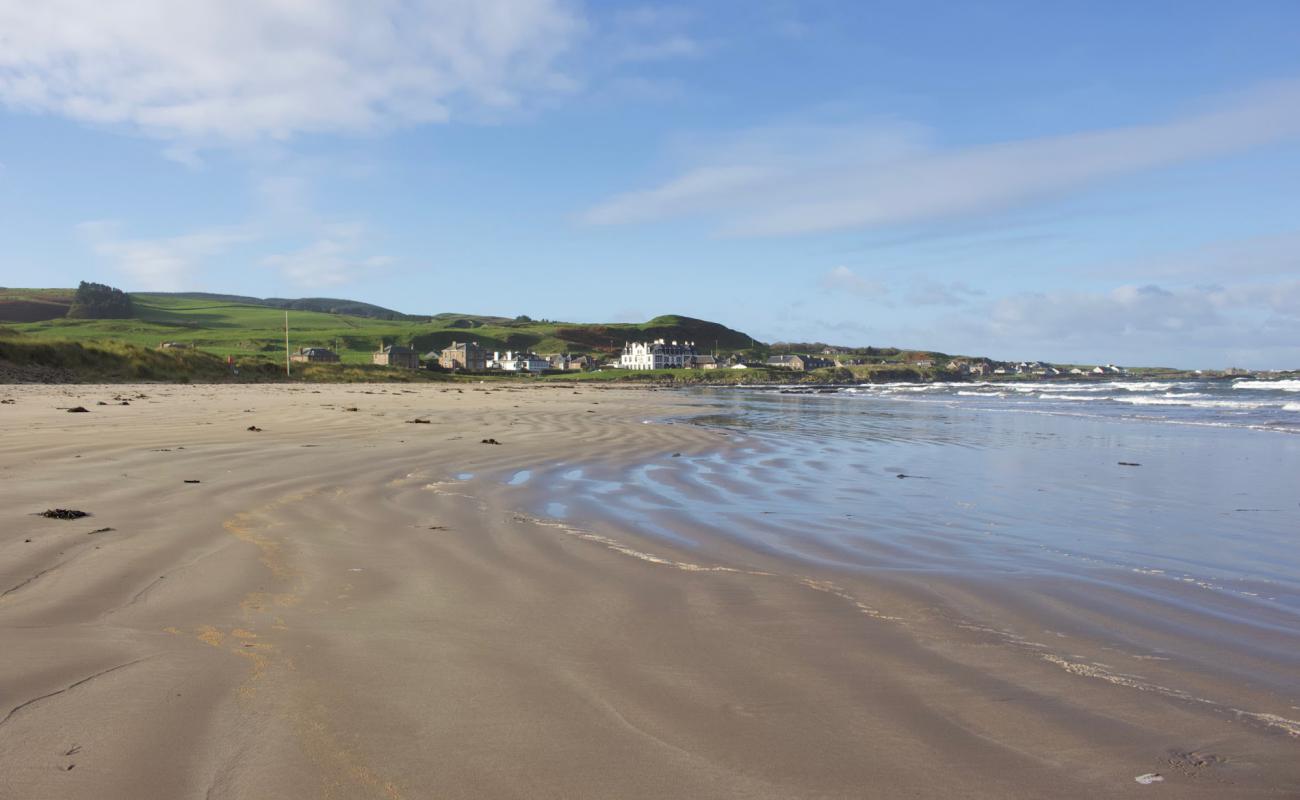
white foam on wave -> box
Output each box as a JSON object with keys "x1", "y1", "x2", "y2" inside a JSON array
[
  {"x1": 1113, "y1": 396, "x2": 1274, "y2": 410},
  {"x1": 1234, "y1": 379, "x2": 1300, "y2": 392}
]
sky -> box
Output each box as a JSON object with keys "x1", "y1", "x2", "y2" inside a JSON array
[{"x1": 2, "y1": 1, "x2": 1299, "y2": 368}]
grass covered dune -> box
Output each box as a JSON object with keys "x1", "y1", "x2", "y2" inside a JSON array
[{"x1": 0, "y1": 337, "x2": 457, "y2": 383}]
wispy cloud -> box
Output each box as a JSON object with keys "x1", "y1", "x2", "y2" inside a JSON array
[
  {"x1": 581, "y1": 80, "x2": 1300, "y2": 236},
  {"x1": 0, "y1": 0, "x2": 584, "y2": 146},
  {"x1": 905, "y1": 279, "x2": 984, "y2": 307},
  {"x1": 76, "y1": 221, "x2": 252, "y2": 290},
  {"x1": 262, "y1": 223, "x2": 392, "y2": 287},
  {"x1": 819, "y1": 265, "x2": 886, "y2": 298},
  {"x1": 605, "y1": 4, "x2": 709, "y2": 65},
  {"x1": 926, "y1": 277, "x2": 1300, "y2": 368}
]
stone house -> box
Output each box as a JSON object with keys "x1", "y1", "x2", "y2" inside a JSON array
[
  {"x1": 766, "y1": 354, "x2": 834, "y2": 371},
  {"x1": 373, "y1": 343, "x2": 420, "y2": 368},
  {"x1": 290, "y1": 347, "x2": 340, "y2": 363},
  {"x1": 438, "y1": 341, "x2": 488, "y2": 371}
]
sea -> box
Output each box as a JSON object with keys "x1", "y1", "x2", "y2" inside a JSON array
[{"x1": 504, "y1": 377, "x2": 1300, "y2": 695}]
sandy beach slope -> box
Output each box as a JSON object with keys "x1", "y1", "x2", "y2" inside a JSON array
[{"x1": 0, "y1": 383, "x2": 1296, "y2": 799}]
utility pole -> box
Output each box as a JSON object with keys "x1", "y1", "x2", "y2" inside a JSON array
[{"x1": 285, "y1": 311, "x2": 291, "y2": 377}]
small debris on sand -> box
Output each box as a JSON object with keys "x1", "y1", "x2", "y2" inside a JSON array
[
  {"x1": 480, "y1": 438, "x2": 502, "y2": 445},
  {"x1": 0, "y1": 399, "x2": 15, "y2": 404},
  {"x1": 41, "y1": 509, "x2": 89, "y2": 519},
  {"x1": 1134, "y1": 773, "x2": 1164, "y2": 785},
  {"x1": 1118, "y1": 462, "x2": 1142, "y2": 467},
  {"x1": 96, "y1": 401, "x2": 108, "y2": 406},
  {"x1": 407, "y1": 418, "x2": 431, "y2": 424},
  {"x1": 87, "y1": 527, "x2": 114, "y2": 534},
  {"x1": 183, "y1": 479, "x2": 201, "y2": 484},
  {"x1": 66, "y1": 406, "x2": 90, "y2": 413},
  {"x1": 343, "y1": 407, "x2": 359, "y2": 412},
  {"x1": 247, "y1": 425, "x2": 262, "y2": 432}
]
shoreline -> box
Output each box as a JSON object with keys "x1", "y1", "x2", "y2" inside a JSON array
[{"x1": 1, "y1": 384, "x2": 1296, "y2": 798}]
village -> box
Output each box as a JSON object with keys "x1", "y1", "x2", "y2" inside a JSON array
[{"x1": 277, "y1": 338, "x2": 1135, "y2": 379}]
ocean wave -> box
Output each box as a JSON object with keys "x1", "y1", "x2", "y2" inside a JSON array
[
  {"x1": 1113, "y1": 396, "x2": 1273, "y2": 410},
  {"x1": 1234, "y1": 379, "x2": 1300, "y2": 392}
]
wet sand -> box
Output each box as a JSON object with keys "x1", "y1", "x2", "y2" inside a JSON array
[{"x1": 0, "y1": 383, "x2": 1296, "y2": 799}]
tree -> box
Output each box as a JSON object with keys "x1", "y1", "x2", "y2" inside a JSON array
[{"x1": 66, "y1": 281, "x2": 133, "y2": 319}]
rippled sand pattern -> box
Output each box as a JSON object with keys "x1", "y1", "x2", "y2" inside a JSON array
[{"x1": 0, "y1": 383, "x2": 1296, "y2": 799}]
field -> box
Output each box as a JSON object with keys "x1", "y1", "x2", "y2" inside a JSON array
[{"x1": 0, "y1": 291, "x2": 757, "y2": 365}]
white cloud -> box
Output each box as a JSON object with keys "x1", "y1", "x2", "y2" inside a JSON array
[
  {"x1": 819, "y1": 265, "x2": 886, "y2": 298},
  {"x1": 0, "y1": 0, "x2": 584, "y2": 144},
  {"x1": 581, "y1": 80, "x2": 1300, "y2": 235},
  {"x1": 905, "y1": 279, "x2": 984, "y2": 306},
  {"x1": 76, "y1": 221, "x2": 251, "y2": 290},
  {"x1": 944, "y1": 278, "x2": 1300, "y2": 367},
  {"x1": 617, "y1": 35, "x2": 703, "y2": 62},
  {"x1": 262, "y1": 223, "x2": 392, "y2": 287}
]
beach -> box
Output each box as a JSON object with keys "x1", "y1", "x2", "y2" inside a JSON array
[{"x1": 1, "y1": 382, "x2": 1297, "y2": 799}]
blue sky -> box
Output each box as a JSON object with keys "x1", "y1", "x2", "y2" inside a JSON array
[{"x1": 2, "y1": 1, "x2": 1299, "y2": 368}]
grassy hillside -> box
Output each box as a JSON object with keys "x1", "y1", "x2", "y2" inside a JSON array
[
  {"x1": 150, "y1": 292, "x2": 425, "y2": 321},
  {"x1": 0, "y1": 287, "x2": 75, "y2": 322},
  {"x1": 0, "y1": 291, "x2": 760, "y2": 365}
]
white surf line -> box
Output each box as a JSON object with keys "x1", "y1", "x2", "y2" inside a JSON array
[
  {"x1": 511, "y1": 512, "x2": 773, "y2": 576},
  {"x1": 960, "y1": 623, "x2": 1300, "y2": 740},
  {"x1": 798, "y1": 578, "x2": 906, "y2": 622},
  {"x1": 447, "y1": 472, "x2": 1300, "y2": 741}
]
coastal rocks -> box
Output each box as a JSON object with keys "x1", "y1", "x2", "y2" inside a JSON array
[
  {"x1": 41, "y1": 508, "x2": 89, "y2": 519},
  {"x1": 480, "y1": 438, "x2": 502, "y2": 445},
  {"x1": 247, "y1": 425, "x2": 262, "y2": 432},
  {"x1": 66, "y1": 406, "x2": 89, "y2": 413},
  {"x1": 1167, "y1": 750, "x2": 1222, "y2": 771}
]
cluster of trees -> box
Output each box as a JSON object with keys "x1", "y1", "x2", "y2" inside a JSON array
[{"x1": 66, "y1": 281, "x2": 133, "y2": 319}]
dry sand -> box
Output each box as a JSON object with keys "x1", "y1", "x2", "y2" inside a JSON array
[{"x1": 0, "y1": 383, "x2": 1296, "y2": 799}]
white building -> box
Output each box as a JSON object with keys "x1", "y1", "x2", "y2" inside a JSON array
[
  {"x1": 489, "y1": 350, "x2": 550, "y2": 372},
  {"x1": 620, "y1": 339, "x2": 698, "y2": 370}
]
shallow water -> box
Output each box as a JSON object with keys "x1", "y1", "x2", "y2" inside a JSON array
[{"x1": 515, "y1": 383, "x2": 1300, "y2": 655}]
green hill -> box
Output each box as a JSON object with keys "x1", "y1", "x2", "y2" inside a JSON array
[
  {"x1": 150, "y1": 292, "x2": 424, "y2": 321},
  {"x1": 0, "y1": 289, "x2": 760, "y2": 367}
]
